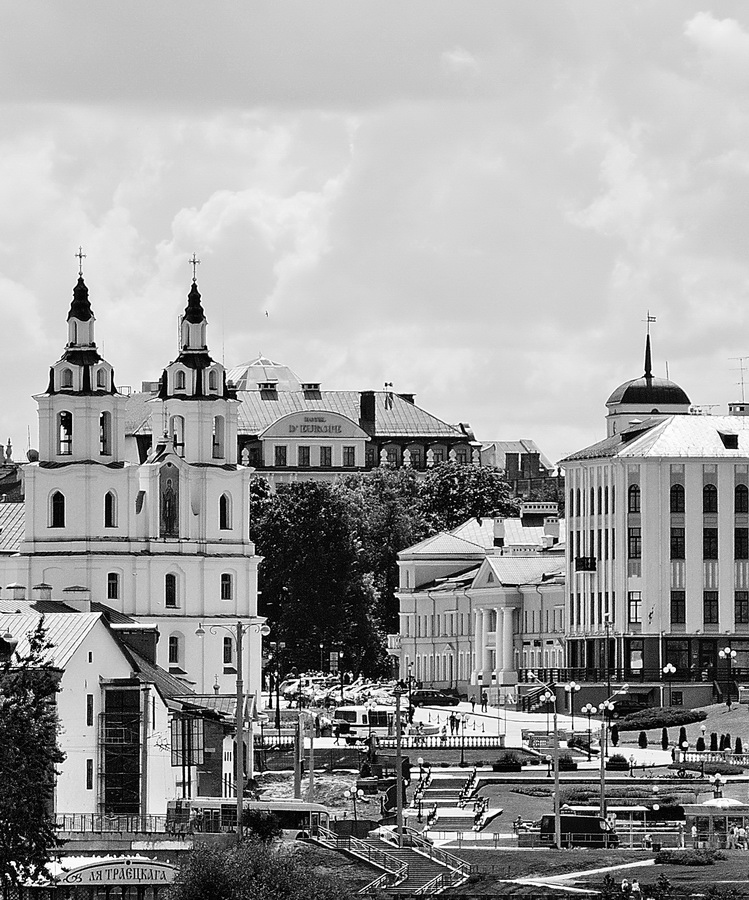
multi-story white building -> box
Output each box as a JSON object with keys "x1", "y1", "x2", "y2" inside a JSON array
[
  {"x1": 394, "y1": 503, "x2": 566, "y2": 701},
  {"x1": 562, "y1": 336, "x2": 749, "y2": 708},
  {"x1": 0, "y1": 272, "x2": 263, "y2": 698}
]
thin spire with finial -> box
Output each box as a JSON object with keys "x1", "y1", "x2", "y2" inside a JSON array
[
  {"x1": 75, "y1": 246, "x2": 86, "y2": 277},
  {"x1": 642, "y1": 312, "x2": 656, "y2": 381},
  {"x1": 189, "y1": 253, "x2": 200, "y2": 283}
]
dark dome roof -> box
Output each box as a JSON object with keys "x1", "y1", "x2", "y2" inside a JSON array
[{"x1": 607, "y1": 376, "x2": 691, "y2": 407}]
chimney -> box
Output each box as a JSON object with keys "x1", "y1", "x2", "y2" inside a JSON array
[
  {"x1": 32, "y1": 583, "x2": 53, "y2": 601},
  {"x1": 6, "y1": 583, "x2": 25, "y2": 601},
  {"x1": 493, "y1": 518, "x2": 505, "y2": 548},
  {"x1": 359, "y1": 391, "x2": 376, "y2": 434},
  {"x1": 62, "y1": 585, "x2": 92, "y2": 612},
  {"x1": 505, "y1": 453, "x2": 520, "y2": 481},
  {"x1": 544, "y1": 516, "x2": 560, "y2": 544}
]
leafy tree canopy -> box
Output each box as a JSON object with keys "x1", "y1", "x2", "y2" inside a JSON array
[
  {"x1": 419, "y1": 462, "x2": 520, "y2": 531},
  {"x1": 0, "y1": 619, "x2": 65, "y2": 894}
]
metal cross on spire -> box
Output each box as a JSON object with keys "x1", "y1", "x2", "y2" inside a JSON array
[
  {"x1": 75, "y1": 246, "x2": 86, "y2": 277},
  {"x1": 642, "y1": 311, "x2": 657, "y2": 335},
  {"x1": 189, "y1": 253, "x2": 200, "y2": 283}
]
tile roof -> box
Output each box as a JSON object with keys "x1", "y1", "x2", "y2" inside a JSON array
[
  {"x1": 399, "y1": 532, "x2": 486, "y2": 557},
  {"x1": 563, "y1": 415, "x2": 749, "y2": 462},
  {"x1": 451, "y1": 516, "x2": 566, "y2": 549},
  {"x1": 0, "y1": 611, "x2": 101, "y2": 668},
  {"x1": 126, "y1": 389, "x2": 466, "y2": 440},
  {"x1": 0, "y1": 502, "x2": 24, "y2": 553}
]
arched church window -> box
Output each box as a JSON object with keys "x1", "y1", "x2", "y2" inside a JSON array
[
  {"x1": 165, "y1": 574, "x2": 178, "y2": 608},
  {"x1": 670, "y1": 484, "x2": 685, "y2": 514},
  {"x1": 61, "y1": 368, "x2": 73, "y2": 389},
  {"x1": 96, "y1": 368, "x2": 107, "y2": 389},
  {"x1": 50, "y1": 491, "x2": 65, "y2": 528},
  {"x1": 57, "y1": 411, "x2": 73, "y2": 455},
  {"x1": 208, "y1": 370, "x2": 218, "y2": 392},
  {"x1": 174, "y1": 370, "x2": 186, "y2": 392},
  {"x1": 168, "y1": 634, "x2": 180, "y2": 666},
  {"x1": 737, "y1": 484, "x2": 749, "y2": 515},
  {"x1": 104, "y1": 492, "x2": 117, "y2": 528},
  {"x1": 99, "y1": 411, "x2": 111, "y2": 456},
  {"x1": 219, "y1": 493, "x2": 232, "y2": 530},
  {"x1": 169, "y1": 415, "x2": 185, "y2": 458},
  {"x1": 628, "y1": 484, "x2": 641, "y2": 514},
  {"x1": 213, "y1": 416, "x2": 225, "y2": 459},
  {"x1": 703, "y1": 483, "x2": 718, "y2": 514}
]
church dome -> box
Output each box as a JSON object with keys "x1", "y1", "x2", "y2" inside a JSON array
[
  {"x1": 226, "y1": 357, "x2": 303, "y2": 392},
  {"x1": 607, "y1": 375, "x2": 691, "y2": 407}
]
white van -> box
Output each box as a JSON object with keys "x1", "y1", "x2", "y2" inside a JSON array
[{"x1": 333, "y1": 705, "x2": 405, "y2": 742}]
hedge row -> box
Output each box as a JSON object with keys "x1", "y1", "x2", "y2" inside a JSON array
[
  {"x1": 617, "y1": 707, "x2": 708, "y2": 731},
  {"x1": 655, "y1": 848, "x2": 725, "y2": 866}
]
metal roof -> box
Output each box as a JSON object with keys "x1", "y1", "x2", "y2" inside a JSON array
[
  {"x1": 126, "y1": 389, "x2": 466, "y2": 440},
  {"x1": 452, "y1": 517, "x2": 566, "y2": 549},
  {"x1": 0, "y1": 611, "x2": 101, "y2": 668},
  {"x1": 400, "y1": 532, "x2": 486, "y2": 558},
  {"x1": 0, "y1": 502, "x2": 24, "y2": 553},
  {"x1": 483, "y1": 556, "x2": 565, "y2": 586}
]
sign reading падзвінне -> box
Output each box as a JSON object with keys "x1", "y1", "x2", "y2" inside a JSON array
[{"x1": 59, "y1": 858, "x2": 176, "y2": 885}]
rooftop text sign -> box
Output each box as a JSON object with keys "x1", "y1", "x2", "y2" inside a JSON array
[
  {"x1": 59, "y1": 858, "x2": 176, "y2": 885},
  {"x1": 260, "y1": 410, "x2": 368, "y2": 441}
]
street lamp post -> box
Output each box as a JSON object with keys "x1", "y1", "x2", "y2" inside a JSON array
[
  {"x1": 581, "y1": 703, "x2": 596, "y2": 761},
  {"x1": 564, "y1": 681, "x2": 581, "y2": 733},
  {"x1": 394, "y1": 683, "x2": 407, "y2": 848},
  {"x1": 542, "y1": 690, "x2": 553, "y2": 734},
  {"x1": 339, "y1": 651, "x2": 345, "y2": 705},
  {"x1": 604, "y1": 614, "x2": 612, "y2": 698},
  {"x1": 269, "y1": 641, "x2": 285, "y2": 731},
  {"x1": 346, "y1": 787, "x2": 364, "y2": 825},
  {"x1": 459, "y1": 713, "x2": 468, "y2": 767},
  {"x1": 662, "y1": 663, "x2": 676, "y2": 706},
  {"x1": 529, "y1": 673, "x2": 561, "y2": 850},
  {"x1": 718, "y1": 646, "x2": 737, "y2": 708},
  {"x1": 319, "y1": 643, "x2": 324, "y2": 673},
  {"x1": 195, "y1": 618, "x2": 270, "y2": 842},
  {"x1": 597, "y1": 685, "x2": 629, "y2": 821}
]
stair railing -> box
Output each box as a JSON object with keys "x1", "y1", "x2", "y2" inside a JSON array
[{"x1": 315, "y1": 825, "x2": 408, "y2": 888}]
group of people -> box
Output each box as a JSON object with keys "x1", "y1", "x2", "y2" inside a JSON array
[{"x1": 727, "y1": 824, "x2": 749, "y2": 849}]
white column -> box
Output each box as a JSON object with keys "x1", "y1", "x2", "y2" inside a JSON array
[
  {"x1": 481, "y1": 609, "x2": 491, "y2": 681},
  {"x1": 472, "y1": 608, "x2": 481, "y2": 683},
  {"x1": 502, "y1": 607, "x2": 517, "y2": 684},
  {"x1": 494, "y1": 606, "x2": 501, "y2": 683}
]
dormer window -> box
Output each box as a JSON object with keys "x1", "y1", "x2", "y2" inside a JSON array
[
  {"x1": 208, "y1": 370, "x2": 218, "y2": 392},
  {"x1": 96, "y1": 368, "x2": 107, "y2": 389},
  {"x1": 61, "y1": 368, "x2": 73, "y2": 389},
  {"x1": 174, "y1": 370, "x2": 186, "y2": 392},
  {"x1": 720, "y1": 432, "x2": 739, "y2": 450}
]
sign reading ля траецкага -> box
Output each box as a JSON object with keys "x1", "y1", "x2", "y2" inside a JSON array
[{"x1": 59, "y1": 858, "x2": 176, "y2": 886}]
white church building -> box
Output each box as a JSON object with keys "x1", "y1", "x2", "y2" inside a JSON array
[{"x1": 0, "y1": 271, "x2": 264, "y2": 698}]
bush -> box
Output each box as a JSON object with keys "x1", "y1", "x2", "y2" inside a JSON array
[
  {"x1": 696, "y1": 736, "x2": 705, "y2": 752},
  {"x1": 719, "y1": 734, "x2": 726, "y2": 751},
  {"x1": 736, "y1": 737, "x2": 743, "y2": 754},
  {"x1": 678, "y1": 726, "x2": 687, "y2": 746},
  {"x1": 241, "y1": 809, "x2": 283, "y2": 843},
  {"x1": 606, "y1": 754, "x2": 630, "y2": 771},
  {"x1": 655, "y1": 848, "x2": 723, "y2": 866},
  {"x1": 492, "y1": 751, "x2": 522, "y2": 771},
  {"x1": 558, "y1": 753, "x2": 578, "y2": 771},
  {"x1": 639, "y1": 731, "x2": 648, "y2": 749},
  {"x1": 661, "y1": 727, "x2": 669, "y2": 751},
  {"x1": 710, "y1": 732, "x2": 718, "y2": 752},
  {"x1": 670, "y1": 761, "x2": 744, "y2": 776},
  {"x1": 618, "y1": 707, "x2": 707, "y2": 732},
  {"x1": 725, "y1": 732, "x2": 732, "y2": 750}
]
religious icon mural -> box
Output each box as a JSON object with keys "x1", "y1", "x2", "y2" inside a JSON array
[{"x1": 160, "y1": 462, "x2": 179, "y2": 537}]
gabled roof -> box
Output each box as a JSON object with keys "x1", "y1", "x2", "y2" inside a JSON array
[
  {"x1": 451, "y1": 516, "x2": 566, "y2": 549},
  {"x1": 0, "y1": 502, "x2": 24, "y2": 554},
  {"x1": 399, "y1": 531, "x2": 486, "y2": 558},
  {"x1": 127, "y1": 648, "x2": 195, "y2": 704},
  {"x1": 563, "y1": 415, "x2": 749, "y2": 463},
  {"x1": 480, "y1": 556, "x2": 565, "y2": 587},
  {"x1": 0, "y1": 611, "x2": 101, "y2": 669},
  {"x1": 481, "y1": 439, "x2": 554, "y2": 472}
]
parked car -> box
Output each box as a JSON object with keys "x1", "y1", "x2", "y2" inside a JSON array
[
  {"x1": 608, "y1": 694, "x2": 650, "y2": 718},
  {"x1": 410, "y1": 689, "x2": 460, "y2": 707}
]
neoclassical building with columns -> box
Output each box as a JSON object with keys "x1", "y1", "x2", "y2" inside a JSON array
[{"x1": 393, "y1": 503, "x2": 566, "y2": 700}]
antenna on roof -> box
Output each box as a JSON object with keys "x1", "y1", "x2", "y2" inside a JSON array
[
  {"x1": 665, "y1": 360, "x2": 669, "y2": 380},
  {"x1": 730, "y1": 356, "x2": 749, "y2": 403}
]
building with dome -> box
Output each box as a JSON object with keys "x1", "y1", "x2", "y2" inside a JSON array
[
  {"x1": 0, "y1": 272, "x2": 263, "y2": 700},
  {"x1": 560, "y1": 335, "x2": 749, "y2": 710},
  {"x1": 125, "y1": 357, "x2": 480, "y2": 483}
]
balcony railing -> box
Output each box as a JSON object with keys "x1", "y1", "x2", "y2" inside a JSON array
[
  {"x1": 574, "y1": 556, "x2": 596, "y2": 572},
  {"x1": 518, "y1": 666, "x2": 749, "y2": 685}
]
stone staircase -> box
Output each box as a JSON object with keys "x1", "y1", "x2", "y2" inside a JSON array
[{"x1": 360, "y1": 835, "x2": 455, "y2": 894}]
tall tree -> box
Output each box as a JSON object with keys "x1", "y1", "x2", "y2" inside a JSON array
[
  {"x1": 0, "y1": 620, "x2": 65, "y2": 898},
  {"x1": 419, "y1": 462, "x2": 520, "y2": 531},
  {"x1": 334, "y1": 467, "x2": 428, "y2": 633},
  {"x1": 254, "y1": 481, "x2": 387, "y2": 675}
]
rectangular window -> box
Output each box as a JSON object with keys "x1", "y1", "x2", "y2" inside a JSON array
[
  {"x1": 736, "y1": 528, "x2": 749, "y2": 560},
  {"x1": 168, "y1": 635, "x2": 179, "y2": 665},
  {"x1": 165, "y1": 574, "x2": 177, "y2": 608},
  {"x1": 223, "y1": 636, "x2": 234, "y2": 665},
  {"x1": 627, "y1": 527, "x2": 641, "y2": 559},
  {"x1": 86, "y1": 759, "x2": 94, "y2": 791},
  {"x1": 736, "y1": 591, "x2": 749, "y2": 625},
  {"x1": 456, "y1": 449, "x2": 468, "y2": 464},
  {"x1": 274, "y1": 445, "x2": 287, "y2": 467},
  {"x1": 298, "y1": 446, "x2": 310, "y2": 467},
  {"x1": 627, "y1": 591, "x2": 642, "y2": 624},
  {"x1": 703, "y1": 591, "x2": 719, "y2": 624},
  {"x1": 320, "y1": 446, "x2": 332, "y2": 467},
  {"x1": 220, "y1": 573, "x2": 233, "y2": 601},
  {"x1": 107, "y1": 572, "x2": 120, "y2": 600},
  {"x1": 86, "y1": 694, "x2": 94, "y2": 727},
  {"x1": 670, "y1": 591, "x2": 686, "y2": 625},
  {"x1": 343, "y1": 446, "x2": 355, "y2": 467},
  {"x1": 670, "y1": 527, "x2": 685, "y2": 560},
  {"x1": 704, "y1": 528, "x2": 719, "y2": 559}
]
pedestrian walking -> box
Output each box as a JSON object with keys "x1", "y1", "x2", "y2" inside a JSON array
[
  {"x1": 481, "y1": 691, "x2": 488, "y2": 712},
  {"x1": 691, "y1": 824, "x2": 698, "y2": 848},
  {"x1": 470, "y1": 696, "x2": 476, "y2": 713}
]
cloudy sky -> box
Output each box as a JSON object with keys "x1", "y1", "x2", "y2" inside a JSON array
[{"x1": 2, "y1": 0, "x2": 749, "y2": 466}]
